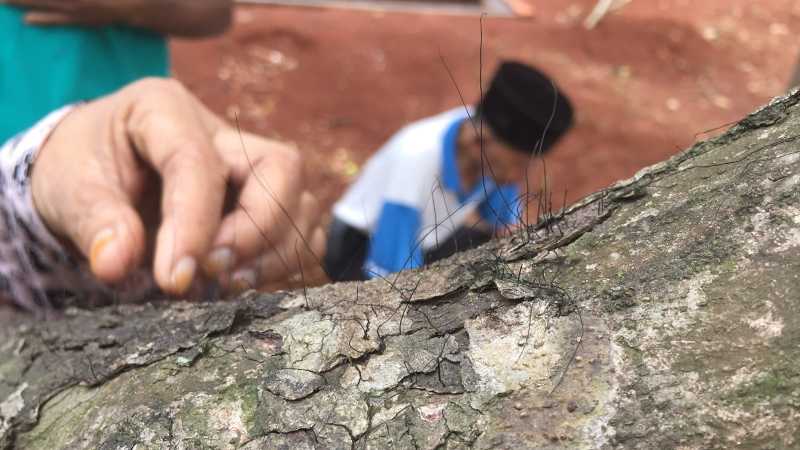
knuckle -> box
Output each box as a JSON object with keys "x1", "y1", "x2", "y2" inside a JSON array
[
  {"x1": 132, "y1": 77, "x2": 186, "y2": 96},
  {"x1": 128, "y1": 78, "x2": 192, "y2": 112},
  {"x1": 274, "y1": 143, "x2": 303, "y2": 173},
  {"x1": 300, "y1": 191, "x2": 319, "y2": 211}
]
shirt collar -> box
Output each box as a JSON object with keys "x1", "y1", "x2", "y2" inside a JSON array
[
  {"x1": 441, "y1": 117, "x2": 467, "y2": 200},
  {"x1": 442, "y1": 116, "x2": 497, "y2": 202}
]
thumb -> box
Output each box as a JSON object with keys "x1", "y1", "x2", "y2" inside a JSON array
[
  {"x1": 75, "y1": 194, "x2": 147, "y2": 285},
  {"x1": 31, "y1": 148, "x2": 148, "y2": 285},
  {"x1": 29, "y1": 97, "x2": 149, "y2": 286}
]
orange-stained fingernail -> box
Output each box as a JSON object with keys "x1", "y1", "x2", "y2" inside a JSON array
[
  {"x1": 170, "y1": 257, "x2": 197, "y2": 294},
  {"x1": 89, "y1": 228, "x2": 116, "y2": 273},
  {"x1": 203, "y1": 247, "x2": 235, "y2": 275},
  {"x1": 231, "y1": 269, "x2": 257, "y2": 293}
]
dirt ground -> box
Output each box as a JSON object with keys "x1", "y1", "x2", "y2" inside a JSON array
[{"x1": 172, "y1": 0, "x2": 800, "y2": 222}]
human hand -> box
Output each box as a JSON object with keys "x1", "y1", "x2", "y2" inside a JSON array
[{"x1": 30, "y1": 78, "x2": 324, "y2": 296}]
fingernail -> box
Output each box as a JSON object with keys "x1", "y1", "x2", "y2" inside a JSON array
[
  {"x1": 89, "y1": 228, "x2": 116, "y2": 272},
  {"x1": 170, "y1": 257, "x2": 197, "y2": 294},
  {"x1": 231, "y1": 269, "x2": 257, "y2": 293},
  {"x1": 204, "y1": 247, "x2": 235, "y2": 275}
]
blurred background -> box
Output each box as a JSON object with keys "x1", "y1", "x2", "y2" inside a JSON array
[{"x1": 172, "y1": 0, "x2": 800, "y2": 223}]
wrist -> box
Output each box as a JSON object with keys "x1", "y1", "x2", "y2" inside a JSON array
[{"x1": 30, "y1": 106, "x2": 83, "y2": 243}]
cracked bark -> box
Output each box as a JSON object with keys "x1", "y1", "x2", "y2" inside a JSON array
[{"x1": 3, "y1": 91, "x2": 800, "y2": 449}]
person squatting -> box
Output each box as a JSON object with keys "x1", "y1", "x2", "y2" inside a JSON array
[{"x1": 325, "y1": 61, "x2": 575, "y2": 282}]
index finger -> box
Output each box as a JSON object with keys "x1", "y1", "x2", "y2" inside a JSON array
[{"x1": 124, "y1": 79, "x2": 229, "y2": 294}]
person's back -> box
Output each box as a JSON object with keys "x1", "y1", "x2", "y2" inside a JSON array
[
  {"x1": 333, "y1": 108, "x2": 465, "y2": 234},
  {"x1": 0, "y1": 7, "x2": 168, "y2": 142}
]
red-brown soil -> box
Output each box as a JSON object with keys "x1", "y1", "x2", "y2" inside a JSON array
[{"x1": 172, "y1": 0, "x2": 800, "y2": 223}]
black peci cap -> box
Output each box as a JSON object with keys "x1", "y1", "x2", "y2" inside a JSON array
[{"x1": 476, "y1": 61, "x2": 574, "y2": 154}]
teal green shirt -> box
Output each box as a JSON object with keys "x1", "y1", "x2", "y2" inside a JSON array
[{"x1": 0, "y1": 7, "x2": 169, "y2": 143}]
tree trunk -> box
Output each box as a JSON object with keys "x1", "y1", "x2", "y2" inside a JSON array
[{"x1": 3, "y1": 91, "x2": 800, "y2": 450}]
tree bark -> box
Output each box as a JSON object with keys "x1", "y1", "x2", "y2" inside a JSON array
[{"x1": 3, "y1": 91, "x2": 800, "y2": 449}]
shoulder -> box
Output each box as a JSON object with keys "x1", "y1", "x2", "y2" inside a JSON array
[
  {"x1": 389, "y1": 108, "x2": 470, "y2": 158},
  {"x1": 402, "y1": 107, "x2": 472, "y2": 137}
]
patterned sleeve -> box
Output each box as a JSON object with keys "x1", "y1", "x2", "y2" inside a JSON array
[{"x1": 0, "y1": 106, "x2": 155, "y2": 316}]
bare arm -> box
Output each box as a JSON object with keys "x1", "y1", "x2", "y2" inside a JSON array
[
  {"x1": 6, "y1": 0, "x2": 234, "y2": 37},
  {"x1": 124, "y1": 0, "x2": 234, "y2": 37}
]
